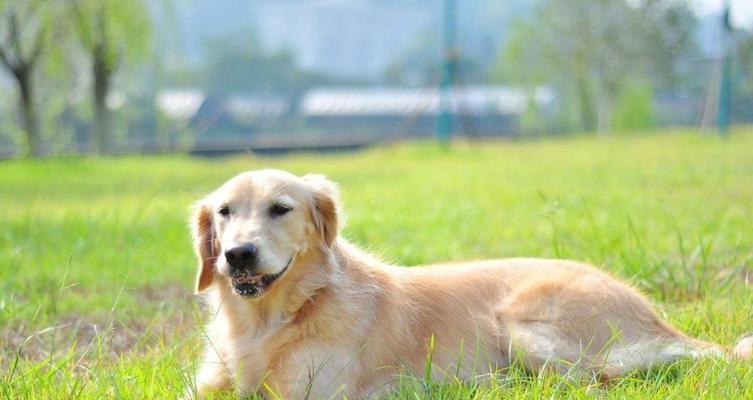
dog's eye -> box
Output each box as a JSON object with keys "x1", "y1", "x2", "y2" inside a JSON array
[
  {"x1": 218, "y1": 206, "x2": 230, "y2": 217},
  {"x1": 269, "y1": 203, "x2": 292, "y2": 217}
]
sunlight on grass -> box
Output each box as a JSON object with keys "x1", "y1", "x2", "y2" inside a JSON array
[{"x1": 1, "y1": 129, "x2": 753, "y2": 398}]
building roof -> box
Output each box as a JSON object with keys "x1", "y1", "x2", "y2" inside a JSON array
[
  {"x1": 157, "y1": 89, "x2": 204, "y2": 120},
  {"x1": 301, "y1": 86, "x2": 554, "y2": 117},
  {"x1": 157, "y1": 90, "x2": 288, "y2": 122}
]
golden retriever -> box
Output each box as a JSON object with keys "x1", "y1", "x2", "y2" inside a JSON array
[{"x1": 188, "y1": 169, "x2": 751, "y2": 399}]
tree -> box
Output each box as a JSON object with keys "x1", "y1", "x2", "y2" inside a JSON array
[
  {"x1": 496, "y1": 0, "x2": 697, "y2": 134},
  {"x1": 69, "y1": 0, "x2": 150, "y2": 154},
  {"x1": 0, "y1": 1, "x2": 55, "y2": 156},
  {"x1": 200, "y1": 31, "x2": 329, "y2": 97},
  {"x1": 738, "y1": 30, "x2": 753, "y2": 95},
  {"x1": 383, "y1": 30, "x2": 439, "y2": 86},
  {"x1": 639, "y1": 2, "x2": 699, "y2": 92}
]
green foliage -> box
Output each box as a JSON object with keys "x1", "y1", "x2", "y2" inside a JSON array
[
  {"x1": 612, "y1": 81, "x2": 656, "y2": 132},
  {"x1": 69, "y1": 0, "x2": 151, "y2": 68},
  {"x1": 0, "y1": 0, "x2": 155, "y2": 157},
  {"x1": 2, "y1": 130, "x2": 753, "y2": 397},
  {"x1": 496, "y1": 0, "x2": 698, "y2": 134},
  {"x1": 518, "y1": 93, "x2": 561, "y2": 136},
  {"x1": 0, "y1": 0, "x2": 64, "y2": 156},
  {"x1": 737, "y1": 30, "x2": 753, "y2": 94},
  {"x1": 0, "y1": 1, "x2": 54, "y2": 64},
  {"x1": 383, "y1": 30, "x2": 439, "y2": 86},
  {"x1": 640, "y1": 4, "x2": 699, "y2": 91},
  {"x1": 200, "y1": 31, "x2": 329, "y2": 96},
  {"x1": 66, "y1": 0, "x2": 153, "y2": 154}
]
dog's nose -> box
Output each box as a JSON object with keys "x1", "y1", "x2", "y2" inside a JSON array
[{"x1": 224, "y1": 244, "x2": 258, "y2": 269}]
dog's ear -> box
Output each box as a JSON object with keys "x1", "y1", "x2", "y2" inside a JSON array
[
  {"x1": 191, "y1": 201, "x2": 219, "y2": 293},
  {"x1": 303, "y1": 174, "x2": 341, "y2": 247}
]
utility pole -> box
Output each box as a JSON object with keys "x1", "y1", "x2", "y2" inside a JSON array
[
  {"x1": 717, "y1": 0, "x2": 732, "y2": 135},
  {"x1": 436, "y1": 0, "x2": 457, "y2": 146}
]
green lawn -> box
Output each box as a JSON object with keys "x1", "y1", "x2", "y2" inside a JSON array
[{"x1": 2, "y1": 129, "x2": 753, "y2": 398}]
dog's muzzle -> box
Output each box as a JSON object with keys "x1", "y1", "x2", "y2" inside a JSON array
[{"x1": 231, "y1": 256, "x2": 293, "y2": 297}]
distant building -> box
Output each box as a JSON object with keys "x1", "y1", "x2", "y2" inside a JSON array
[
  {"x1": 156, "y1": 86, "x2": 555, "y2": 153},
  {"x1": 301, "y1": 86, "x2": 555, "y2": 137},
  {"x1": 157, "y1": 89, "x2": 290, "y2": 150},
  {"x1": 256, "y1": 1, "x2": 433, "y2": 79},
  {"x1": 157, "y1": 89, "x2": 205, "y2": 121}
]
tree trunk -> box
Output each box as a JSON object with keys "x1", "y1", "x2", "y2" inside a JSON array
[
  {"x1": 16, "y1": 69, "x2": 41, "y2": 157},
  {"x1": 597, "y1": 94, "x2": 613, "y2": 135},
  {"x1": 92, "y1": 53, "x2": 111, "y2": 154},
  {"x1": 576, "y1": 77, "x2": 596, "y2": 133}
]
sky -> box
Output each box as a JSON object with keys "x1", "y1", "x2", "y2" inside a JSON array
[{"x1": 694, "y1": 0, "x2": 753, "y2": 28}]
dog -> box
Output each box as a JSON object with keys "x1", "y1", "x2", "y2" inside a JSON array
[{"x1": 188, "y1": 169, "x2": 752, "y2": 399}]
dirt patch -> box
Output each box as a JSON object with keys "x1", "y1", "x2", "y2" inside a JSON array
[{"x1": 1, "y1": 283, "x2": 203, "y2": 371}]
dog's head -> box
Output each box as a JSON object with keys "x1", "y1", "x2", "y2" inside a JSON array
[{"x1": 191, "y1": 169, "x2": 340, "y2": 298}]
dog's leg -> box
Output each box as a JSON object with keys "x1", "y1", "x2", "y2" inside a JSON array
[
  {"x1": 598, "y1": 337, "x2": 724, "y2": 379},
  {"x1": 192, "y1": 349, "x2": 233, "y2": 398},
  {"x1": 496, "y1": 275, "x2": 731, "y2": 380},
  {"x1": 504, "y1": 321, "x2": 729, "y2": 381},
  {"x1": 733, "y1": 334, "x2": 753, "y2": 359},
  {"x1": 504, "y1": 320, "x2": 603, "y2": 377}
]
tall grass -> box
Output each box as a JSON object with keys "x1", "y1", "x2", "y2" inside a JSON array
[{"x1": 1, "y1": 129, "x2": 753, "y2": 398}]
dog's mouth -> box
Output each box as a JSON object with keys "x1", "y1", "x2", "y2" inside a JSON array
[{"x1": 231, "y1": 256, "x2": 292, "y2": 297}]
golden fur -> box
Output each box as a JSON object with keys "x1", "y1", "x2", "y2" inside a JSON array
[{"x1": 189, "y1": 169, "x2": 751, "y2": 399}]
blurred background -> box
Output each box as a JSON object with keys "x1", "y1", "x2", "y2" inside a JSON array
[{"x1": 0, "y1": 0, "x2": 751, "y2": 158}]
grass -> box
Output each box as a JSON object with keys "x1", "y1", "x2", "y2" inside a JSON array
[{"x1": 1, "y1": 128, "x2": 753, "y2": 398}]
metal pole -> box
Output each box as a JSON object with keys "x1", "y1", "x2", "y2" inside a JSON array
[
  {"x1": 717, "y1": 0, "x2": 732, "y2": 135},
  {"x1": 436, "y1": 0, "x2": 456, "y2": 146}
]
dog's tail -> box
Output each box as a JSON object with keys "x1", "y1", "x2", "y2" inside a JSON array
[
  {"x1": 678, "y1": 332, "x2": 753, "y2": 361},
  {"x1": 733, "y1": 334, "x2": 753, "y2": 359}
]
